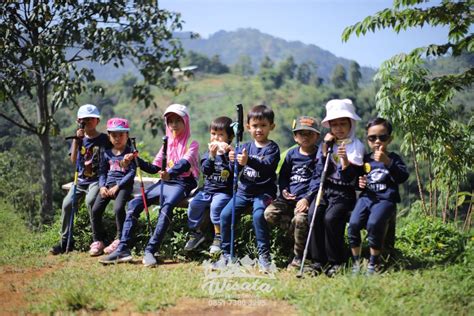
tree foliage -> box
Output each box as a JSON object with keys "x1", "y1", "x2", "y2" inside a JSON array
[
  {"x1": 0, "y1": 1, "x2": 190, "y2": 223},
  {"x1": 331, "y1": 64, "x2": 347, "y2": 88},
  {"x1": 342, "y1": 0, "x2": 473, "y2": 221}
]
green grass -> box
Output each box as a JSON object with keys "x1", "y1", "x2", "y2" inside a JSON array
[{"x1": 1, "y1": 203, "x2": 473, "y2": 315}]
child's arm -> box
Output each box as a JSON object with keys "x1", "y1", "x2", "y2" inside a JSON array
[
  {"x1": 117, "y1": 159, "x2": 137, "y2": 188},
  {"x1": 167, "y1": 140, "x2": 200, "y2": 178},
  {"x1": 387, "y1": 153, "x2": 409, "y2": 184},
  {"x1": 278, "y1": 153, "x2": 292, "y2": 197},
  {"x1": 201, "y1": 152, "x2": 215, "y2": 176}
]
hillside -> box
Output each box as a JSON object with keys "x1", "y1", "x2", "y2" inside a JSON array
[
  {"x1": 180, "y1": 28, "x2": 376, "y2": 82},
  {"x1": 84, "y1": 28, "x2": 376, "y2": 83}
]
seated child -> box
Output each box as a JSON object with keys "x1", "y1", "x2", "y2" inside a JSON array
[
  {"x1": 184, "y1": 116, "x2": 234, "y2": 254},
  {"x1": 218, "y1": 105, "x2": 280, "y2": 273},
  {"x1": 348, "y1": 117, "x2": 409, "y2": 275},
  {"x1": 264, "y1": 116, "x2": 320, "y2": 269},
  {"x1": 307, "y1": 98, "x2": 365, "y2": 277},
  {"x1": 89, "y1": 118, "x2": 136, "y2": 256}
]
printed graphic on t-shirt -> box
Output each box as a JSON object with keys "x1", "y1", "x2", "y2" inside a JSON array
[
  {"x1": 367, "y1": 168, "x2": 390, "y2": 192},
  {"x1": 83, "y1": 145, "x2": 100, "y2": 178},
  {"x1": 205, "y1": 161, "x2": 230, "y2": 183},
  {"x1": 242, "y1": 154, "x2": 262, "y2": 182},
  {"x1": 290, "y1": 165, "x2": 313, "y2": 184},
  {"x1": 108, "y1": 159, "x2": 127, "y2": 173}
]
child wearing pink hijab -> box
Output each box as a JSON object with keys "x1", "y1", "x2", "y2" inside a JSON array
[{"x1": 100, "y1": 104, "x2": 200, "y2": 266}]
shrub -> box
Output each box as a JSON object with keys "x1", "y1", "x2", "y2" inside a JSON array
[{"x1": 396, "y1": 202, "x2": 467, "y2": 268}]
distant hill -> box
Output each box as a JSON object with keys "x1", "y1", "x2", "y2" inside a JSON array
[
  {"x1": 85, "y1": 28, "x2": 376, "y2": 83},
  {"x1": 178, "y1": 28, "x2": 376, "y2": 83}
]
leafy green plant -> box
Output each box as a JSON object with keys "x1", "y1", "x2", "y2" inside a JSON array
[{"x1": 396, "y1": 203, "x2": 467, "y2": 267}]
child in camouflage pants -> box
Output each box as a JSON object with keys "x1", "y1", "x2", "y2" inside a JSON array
[{"x1": 264, "y1": 116, "x2": 321, "y2": 269}]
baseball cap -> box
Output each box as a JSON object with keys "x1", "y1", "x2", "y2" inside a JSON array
[
  {"x1": 107, "y1": 118, "x2": 130, "y2": 132},
  {"x1": 77, "y1": 104, "x2": 101, "y2": 119},
  {"x1": 292, "y1": 116, "x2": 320, "y2": 134},
  {"x1": 163, "y1": 103, "x2": 189, "y2": 118}
]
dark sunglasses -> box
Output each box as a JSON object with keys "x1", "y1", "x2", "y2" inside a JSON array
[{"x1": 367, "y1": 134, "x2": 390, "y2": 142}]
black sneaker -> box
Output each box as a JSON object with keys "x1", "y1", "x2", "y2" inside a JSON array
[
  {"x1": 49, "y1": 244, "x2": 64, "y2": 255},
  {"x1": 309, "y1": 262, "x2": 325, "y2": 276},
  {"x1": 184, "y1": 231, "x2": 205, "y2": 251},
  {"x1": 49, "y1": 242, "x2": 73, "y2": 255},
  {"x1": 99, "y1": 248, "x2": 133, "y2": 264},
  {"x1": 326, "y1": 264, "x2": 343, "y2": 277}
]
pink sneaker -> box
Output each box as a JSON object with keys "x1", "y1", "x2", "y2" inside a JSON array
[
  {"x1": 103, "y1": 239, "x2": 120, "y2": 254},
  {"x1": 89, "y1": 241, "x2": 105, "y2": 257}
]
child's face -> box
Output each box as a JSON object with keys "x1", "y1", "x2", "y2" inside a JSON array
[
  {"x1": 210, "y1": 128, "x2": 231, "y2": 144},
  {"x1": 367, "y1": 124, "x2": 392, "y2": 151},
  {"x1": 109, "y1": 131, "x2": 128, "y2": 150},
  {"x1": 247, "y1": 118, "x2": 275, "y2": 143},
  {"x1": 77, "y1": 117, "x2": 100, "y2": 130},
  {"x1": 293, "y1": 130, "x2": 319, "y2": 149},
  {"x1": 329, "y1": 117, "x2": 351, "y2": 139},
  {"x1": 166, "y1": 113, "x2": 185, "y2": 136}
]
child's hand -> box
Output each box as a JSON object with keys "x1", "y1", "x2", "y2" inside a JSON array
[
  {"x1": 282, "y1": 189, "x2": 296, "y2": 201},
  {"x1": 337, "y1": 142, "x2": 349, "y2": 169},
  {"x1": 295, "y1": 198, "x2": 309, "y2": 213},
  {"x1": 121, "y1": 153, "x2": 135, "y2": 168},
  {"x1": 76, "y1": 127, "x2": 85, "y2": 139},
  {"x1": 237, "y1": 147, "x2": 248, "y2": 166},
  {"x1": 229, "y1": 147, "x2": 235, "y2": 162},
  {"x1": 107, "y1": 185, "x2": 119, "y2": 198},
  {"x1": 159, "y1": 170, "x2": 170, "y2": 181},
  {"x1": 322, "y1": 133, "x2": 335, "y2": 156},
  {"x1": 359, "y1": 175, "x2": 367, "y2": 189},
  {"x1": 208, "y1": 142, "x2": 219, "y2": 157},
  {"x1": 100, "y1": 187, "x2": 109, "y2": 198},
  {"x1": 374, "y1": 145, "x2": 391, "y2": 166}
]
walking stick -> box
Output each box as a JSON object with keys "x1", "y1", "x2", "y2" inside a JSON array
[
  {"x1": 160, "y1": 135, "x2": 168, "y2": 213},
  {"x1": 65, "y1": 121, "x2": 85, "y2": 253},
  {"x1": 130, "y1": 138, "x2": 153, "y2": 235},
  {"x1": 230, "y1": 104, "x2": 244, "y2": 260},
  {"x1": 296, "y1": 141, "x2": 334, "y2": 278}
]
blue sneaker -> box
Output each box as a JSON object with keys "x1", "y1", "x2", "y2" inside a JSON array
[
  {"x1": 142, "y1": 252, "x2": 157, "y2": 267},
  {"x1": 184, "y1": 231, "x2": 206, "y2": 251},
  {"x1": 366, "y1": 263, "x2": 381, "y2": 276},
  {"x1": 258, "y1": 253, "x2": 272, "y2": 274},
  {"x1": 99, "y1": 248, "x2": 132, "y2": 264},
  {"x1": 211, "y1": 253, "x2": 231, "y2": 270},
  {"x1": 352, "y1": 261, "x2": 361, "y2": 275}
]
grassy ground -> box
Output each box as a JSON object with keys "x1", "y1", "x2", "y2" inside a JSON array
[{"x1": 1, "y1": 203, "x2": 473, "y2": 315}]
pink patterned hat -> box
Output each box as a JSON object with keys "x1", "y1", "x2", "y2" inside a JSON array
[{"x1": 107, "y1": 118, "x2": 130, "y2": 132}]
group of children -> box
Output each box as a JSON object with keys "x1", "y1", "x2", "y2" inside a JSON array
[{"x1": 50, "y1": 99, "x2": 408, "y2": 276}]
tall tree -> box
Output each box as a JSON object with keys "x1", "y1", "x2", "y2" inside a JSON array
[
  {"x1": 0, "y1": 1, "x2": 190, "y2": 223},
  {"x1": 349, "y1": 61, "x2": 362, "y2": 91},
  {"x1": 331, "y1": 64, "x2": 347, "y2": 88},
  {"x1": 342, "y1": 0, "x2": 473, "y2": 218},
  {"x1": 278, "y1": 56, "x2": 297, "y2": 80},
  {"x1": 232, "y1": 55, "x2": 254, "y2": 76}
]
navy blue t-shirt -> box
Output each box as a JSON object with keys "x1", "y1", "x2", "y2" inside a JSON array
[
  {"x1": 235, "y1": 140, "x2": 280, "y2": 199},
  {"x1": 201, "y1": 151, "x2": 233, "y2": 195},
  {"x1": 73, "y1": 133, "x2": 109, "y2": 185},
  {"x1": 99, "y1": 146, "x2": 136, "y2": 189},
  {"x1": 359, "y1": 152, "x2": 409, "y2": 203},
  {"x1": 279, "y1": 146, "x2": 318, "y2": 201}
]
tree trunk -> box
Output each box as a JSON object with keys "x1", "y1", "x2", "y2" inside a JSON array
[
  {"x1": 39, "y1": 133, "x2": 54, "y2": 224},
  {"x1": 442, "y1": 185, "x2": 450, "y2": 224},
  {"x1": 410, "y1": 137, "x2": 427, "y2": 214}
]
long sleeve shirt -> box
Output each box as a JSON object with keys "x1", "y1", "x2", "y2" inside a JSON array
[
  {"x1": 235, "y1": 140, "x2": 280, "y2": 199},
  {"x1": 99, "y1": 147, "x2": 136, "y2": 189},
  {"x1": 201, "y1": 151, "x2": 233, "y2": 195}
]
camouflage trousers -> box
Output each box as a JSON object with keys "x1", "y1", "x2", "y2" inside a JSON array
[{"x1": 264, "y1": 198, "x2": 308, "y2": 258}]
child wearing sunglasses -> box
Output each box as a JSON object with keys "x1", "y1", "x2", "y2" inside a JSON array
[{"x1": 347, "y1": 117, "x2": 409, "y2": 275}]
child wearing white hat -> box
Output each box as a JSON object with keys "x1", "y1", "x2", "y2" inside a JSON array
[{"x1": 306, "y1": 98, "x2": 365, "y2": 277}]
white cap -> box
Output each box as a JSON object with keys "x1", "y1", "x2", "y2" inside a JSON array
[
  {"x1": 163, "y1": 103, "x2": 189, "y2": 118},
  {"x1": 321, "y1": 99, "x2": 361, "y2": 128},
  {"x1": 77, "y1": 104, "x2": 100, "y2": 119}
]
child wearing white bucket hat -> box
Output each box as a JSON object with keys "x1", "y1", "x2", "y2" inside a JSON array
[{"x1": 306, "y1": 98, "x2": 365, "y2": 277}]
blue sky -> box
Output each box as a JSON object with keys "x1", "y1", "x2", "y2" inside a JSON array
[{"x1": 160, "y1": 0, "x2": 449, "y2": 68}]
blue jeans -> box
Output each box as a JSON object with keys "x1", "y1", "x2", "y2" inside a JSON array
[
  {"x1": 348, "y1": 196, "x2": 396, "y2": 250},
  {"x1": 187, "y1": 191, "x2": 232, "y2": 229},
  {"x1": 220, "y1": 194, "x2": 272, "y2": 256},
  {"x1": 118, "y1": 181, "x2": 187, "y2": 254}
]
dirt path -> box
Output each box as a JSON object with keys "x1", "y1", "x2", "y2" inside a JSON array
[
  {"x1": 0, "y1": 265, "x2": 56, "y2": 314},
  {"x1": 0, "y1": 256, "x2": 298, "y2": 315}
]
